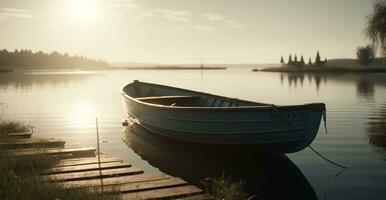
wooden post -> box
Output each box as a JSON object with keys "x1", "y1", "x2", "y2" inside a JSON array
[
  {"x1": 96, "y1": 117, "x2": 103, "y2": 193},
  {"x1": 96, "y1": 118, "x2": 100, "y2": 156}
]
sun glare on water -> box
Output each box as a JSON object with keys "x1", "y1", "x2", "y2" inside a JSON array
[
  {"x1": 67, "y1": 0, "x2": 97, "y2": 23},
  {"x1": 69, "y1": 101, "x2": 96, "y2": 126}
]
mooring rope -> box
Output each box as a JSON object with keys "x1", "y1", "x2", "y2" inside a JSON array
[
  {"x1": 270, "y1": 104, "x2": 348, "y2": 170},
  {"x1": 308, "y1": 145, "x2": 347, "y2": 169}
]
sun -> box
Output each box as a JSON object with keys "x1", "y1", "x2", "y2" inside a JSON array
[{"x1": 67, "y1": 0, "x2": 97, "y2": 23}]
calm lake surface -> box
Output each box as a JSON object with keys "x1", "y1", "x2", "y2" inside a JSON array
[{"x1": 1, "y1": 68, "x2": 386, "y2": 199}]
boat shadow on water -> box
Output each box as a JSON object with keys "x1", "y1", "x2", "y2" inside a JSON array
[{"x1": 122, "y1": 123, "x2": 317, "y2": 200}]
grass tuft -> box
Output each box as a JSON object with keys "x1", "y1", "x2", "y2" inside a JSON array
[
  {"x1": 0, "y1": 120, "x2": 29, "y2": 136},
  {"x1": 203, "y1": 173, "x2": 252, "y2": 200}
]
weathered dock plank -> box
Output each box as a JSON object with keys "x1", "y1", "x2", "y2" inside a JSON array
[
  {"x1": 176, "y1": 194, "x2": 214, "y2": 200},
  {"x1": 45, "y1": 166, "x2": 144, "y2": 182},
  {"x1": 119, "y1": 185, "x2": 203, "y2": 200},
  {"x1": 0, "y1": 132, "x2": 212, "y2": 199},
  {"x1": 89, "y1": 177, "x2": 188, "y2": 193},
  {"x1": 9, "y1": 147, "x2": 96, "y2": 157},
  {"x1": 56, "y1": 155, "x2": 122, "y2": 167},
  {"x1": 62, "y1": 173, "x2": 171, "y2": 189},
  {"x1": 0, "y1": 137, "x2": 65, "y2": 149},
  {"x1": 4, "y1": 132, "x2": 32, "y2": 138},
  {"x1": 43, "y1": 162, "x2": 131, "y2": 174}
]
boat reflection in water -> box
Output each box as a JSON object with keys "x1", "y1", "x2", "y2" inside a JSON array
[{"x1": 123, "y1": 122, "x2": 317, "y2": 200}]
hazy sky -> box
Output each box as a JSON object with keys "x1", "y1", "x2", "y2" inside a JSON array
[{"x1": 0, "y1": 0, "x2": 377, "y2": 64}]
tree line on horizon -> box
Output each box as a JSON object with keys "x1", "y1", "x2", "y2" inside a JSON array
[
  {"x1": 280, "y1": 51, "x2": 327, "y2": 67},
  {"x1": 0, "y1": 49, "x2": 109, "y2": 69}
]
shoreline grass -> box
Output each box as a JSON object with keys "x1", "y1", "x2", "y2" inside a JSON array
[
  {"x1": 0, "y1": 152, "x2": 116, "y2": 200},
  {"x1": 0, "y1": 69, "x2": 14, "y2": 73},
  {"x1": 0, "y1": 120, "x2": 117, "y2": 200},
  {"x1": 0, "y1": 120, "x2": 30, "y2": 136}
]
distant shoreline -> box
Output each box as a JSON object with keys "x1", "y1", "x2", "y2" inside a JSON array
[
  {"x1": 110, "y1": 66, "x2": 227, "y2": 70},
  {"x1": 256, "y1": 58, "x2": 386, "y2": 73},
  {"x1": 0, "y1": 66, "x2": 227, "y2": 72},
  {"x1": 0, "y1": 69, "x2": 14, "y2": 73}
]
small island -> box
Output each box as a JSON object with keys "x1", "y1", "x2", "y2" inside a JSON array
[{"x1": 256, "y1": 51, "x2": 386, "y2": 73}]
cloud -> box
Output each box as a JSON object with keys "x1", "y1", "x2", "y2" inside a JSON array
[
  {"x1": 195, "y1": 25, "x2": 219, "y2": 32},
  {"x1": 0, "y1": 8, "x2": 36, "y2": 19},
  {"x1": 154, "y1": 8, "x2": 191, "y2": 22},
  {"x1": 2, "y1": 8, "x2": 27, "y2": 13},
  {"x1": 225, "y1": 20, "x2": 246, "y2": 29},
  {"x1": 130, "y1": 10, "x2": 154, "y2": 20},
  {"x1": 109, "y1": 0, "x2": 140, "y2": 19},
  {"x1": 202, "y1": 13, "x2": 224, "y2": 21},
  {"x1": 110, "y1": 0, "x2": 140, "y2": 9},
  {"x1": 201, "y1": 12, "x2": 246, "y2": 29},
  {"x1": 171, "y1": 25, "x2": 184, "y2": 32}
]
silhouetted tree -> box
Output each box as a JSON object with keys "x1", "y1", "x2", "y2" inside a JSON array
[
  {"x1": 357, "y1": 45, "x2": 375, "y2": 65},
  {"x1": 315, "y1": 51, "x2": 322, "y2": 65},
  {"x1": 300, "y1": 55, "x2": 305, "y2": 66},
  {"x1": 288, "y1": 54, "x2": 293, "y2": 65},
  {"x1": 366, "y1": 0, "x2": 386, "y2": 55}
]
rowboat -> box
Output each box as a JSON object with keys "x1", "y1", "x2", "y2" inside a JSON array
[{"x1": 121, "y1": 80, "x2": 326, "y2": 153}]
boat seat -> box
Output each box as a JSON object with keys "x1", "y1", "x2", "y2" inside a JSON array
[
  {"x1": 210, "y1": 99, "x2": 217, "y2": 107},
  {"x1": 222, "y1": 102, "x2": 231, "y2": 107},
  {"x1": 136, "y1": 95, "x2": 198, "y2": 101},
  {"x1": 136, "y1": 95, "x2": 200, "y2": 106}
]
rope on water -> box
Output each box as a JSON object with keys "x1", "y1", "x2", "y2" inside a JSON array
[
  {"x1": 313, "y1": 109, "x2": 347, "y2": 169},
  {"x1": 270, "y1": 104, "x2": 348, "y2": 170},
  {"x1": 308, "y1": 145, "x2": 348, "y2": 169}
]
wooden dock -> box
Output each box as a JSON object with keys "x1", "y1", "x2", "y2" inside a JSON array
[{"x1": 0, "y1": 132, "x2": 211, "y2": 199}]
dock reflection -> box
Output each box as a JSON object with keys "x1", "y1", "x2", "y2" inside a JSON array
[
  {"x1": 367, "y1": 104, "x2": 386, "y2": 148},
  {"x1": 123, "y1": 123, "x2": 317, "y2": 200}
]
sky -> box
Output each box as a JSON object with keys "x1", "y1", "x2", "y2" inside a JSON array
[{"x1": 0, "y1": 0, "x2": 378, "y2": 64}]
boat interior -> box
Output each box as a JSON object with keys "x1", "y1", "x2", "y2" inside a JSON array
[{"x1": 124, "y1": 81, "x2": 269, "y2": 108}]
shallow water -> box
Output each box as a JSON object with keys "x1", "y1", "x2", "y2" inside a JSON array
[{"x1": 1, "y1": 68, "x2": 386, "y2": 199}]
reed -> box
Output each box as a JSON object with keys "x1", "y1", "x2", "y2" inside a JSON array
[
  {"x1": 0, "y1": 120, "x2": 29, "y2": 136},
  {"x1": 203, "y1": 174, "x2": 252, "y2": 200}
]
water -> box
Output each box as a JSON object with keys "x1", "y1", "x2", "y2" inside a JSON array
[{"x1": 1, "y1": 68, "x2": 386, "y2": 199}]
